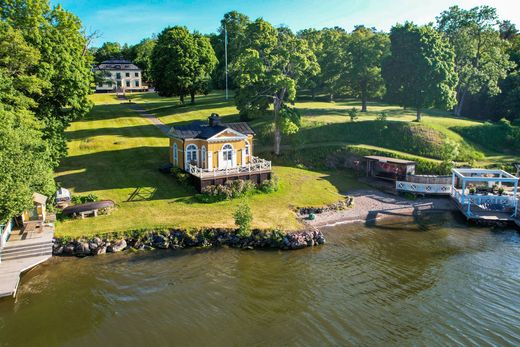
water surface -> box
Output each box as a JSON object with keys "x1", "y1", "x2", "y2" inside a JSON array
[{"x1": 1, "y1": 212, "x2": 519, "y2": 346}]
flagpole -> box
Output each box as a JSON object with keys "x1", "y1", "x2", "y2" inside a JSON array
[{"x1": 224, "y1": 24, "x2": 228, "y2": 101}]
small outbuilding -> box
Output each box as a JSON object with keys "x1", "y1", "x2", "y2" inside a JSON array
[
  {"x1": 21, "y1": 193, "x2": 47, "y2": 223},
  {"x1": 364, "y1": 156, "x2": 416, "y2": 181}
]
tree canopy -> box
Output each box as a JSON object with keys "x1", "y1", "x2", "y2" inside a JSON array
[
  {"x1": 231, "y1": 19, "x2": 319, "y2": 154},
  {"x1": 343, "y1": 27, "x2": 389, "y2": 111},
  {"x1": 436, "y1": 6, "x2": 515, "y2": 116},
  {"x1": 0, "y1": 21, "x2": 55, "y2": 221},
  {"x1": 1, "y1": 0, "x2": 93, "y2": 166},
  {"x1": 152, "y1": 26, "x2": 217, "y2": 103},
  {"x1": 382, "y1": 22, "x2": 458, "y2": 121}
]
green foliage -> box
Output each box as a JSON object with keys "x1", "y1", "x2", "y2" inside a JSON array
[
  {"x1": 71, "y1": 193, "x2": 98, "y2": 204},
  {"x1": 454, "y1": 120, "x2": 520, "y2": 154},
  {"x1": 382, "y1": 22, "x2": 458, "y2": 121},
  {"x1": 343, "y1": 27, "x2": 390, "y2": 111},
  {"x1": 375, "y1": 111, "x2": 388, "y2": 121},
  {"x1": 0, "y1": 21, "x2": 55, "y2": 221},
  {"x1": 198, "y1": 180, "x2": 257, "y2": 203},
  {"x1": 93, "y1": 42, "x2": 123, "y2": 63},
  {"x1": 278, "y1": 106, "x2": 301, "y2": 135},
  {"x1": 436, "y1": 6, "x2": 515, "y2": 116},
  {"x1": 210, "y1": 11, "x2": 251, "y2": 89},
  {"x1": 131, "y1": 38, "x2": 156, "y2": 83},
  {"x1": 152, "y1": 26, "x2": 217, "y2": 103},
  {"x1": 171, "y1": 167, "x2": 192, "y2": 186},
  {"x1": 231, "y1": 19, "x2": 319, "y2": 154},
  {"x1": 347, "y1": 107, "x2": 359, "y2": 122},
  {"x1": 234, "y1": 200, "x2": 253, "y2": 237},
  {"x1": 1, "y1": 1, "x2": 93, "y2": 166},
  {"x1": 258, "y1": 176, "x2": 280, "y2": 193}
]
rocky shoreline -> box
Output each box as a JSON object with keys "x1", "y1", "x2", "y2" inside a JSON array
[{"x1": 52, "y1": 228, "x2": 326, "y2": 257}]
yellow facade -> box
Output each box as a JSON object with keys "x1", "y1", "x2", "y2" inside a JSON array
[{"x1": 169, "y1": 134, "x2": 254, "y2": 171}]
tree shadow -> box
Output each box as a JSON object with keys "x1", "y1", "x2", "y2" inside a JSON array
[
  {"x1": 55, "y1": 146, "x2": 196, "y2": 201},
  {"x1": 66, "y1": 124, "x2": 165, "y2": 140}
]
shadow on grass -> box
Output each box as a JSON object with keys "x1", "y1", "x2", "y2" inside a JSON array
[
  {"x1": 66, "y1": 123, "x2": 165, "y2": 140},
  {"x1": 56, "y1": 146, "x2": 197, "y2": 201}
]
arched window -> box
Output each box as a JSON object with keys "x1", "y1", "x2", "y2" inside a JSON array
[
  {"x1": 201, "y1": 146, "x2": 206, "y2": 168},
  {"x1": 186, "y1": 144, "x2": 198, "y2": 166},
  {"x1": 221, "y1": 143, "x2": 233, "y2": 168},
  {"x1": 244, "y1": 140, "x2": 250, "y2": 156},
  {"x1": 173, "y1": 143, "x2": 178, "y2": 165}
]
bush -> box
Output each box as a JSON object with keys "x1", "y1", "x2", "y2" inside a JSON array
[
  {"x1": 347, "y1": 107, "x2": 359, "y2": 122},
  {"x1": 171, "y1": 167, "x2": 192, "y2": 186},
  {"x1": 234, "y1": 200, "x2": 253, "y2": 237},
  {"x1": 259, "y1": 175, "x2": 280, "y2": 193},
  {"x1": 376, "y1": 111, "x2": 388, "y2": 121},
  {"x1": 71, "y1": 193, "x2": 98, "y2": 204}
]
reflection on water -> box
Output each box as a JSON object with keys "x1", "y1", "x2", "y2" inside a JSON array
[{"x1": 1, "y1": 212, "x2": 519, "y2": 346}]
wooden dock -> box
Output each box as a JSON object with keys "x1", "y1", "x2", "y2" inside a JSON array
[{"x1": 0, "y1": 221, "x2": 54, "y2": 298}]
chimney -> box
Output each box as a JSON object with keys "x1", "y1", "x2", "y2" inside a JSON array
[{"x1": 208, "y1": 113, "x2": 221, "y2": 127}]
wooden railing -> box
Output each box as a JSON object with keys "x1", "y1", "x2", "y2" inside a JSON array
[{"x1": 188, "y1": 156, "x2": 272, "y2": 178}]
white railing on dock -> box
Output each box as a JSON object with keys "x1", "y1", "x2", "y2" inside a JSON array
[
  {"x1": 188, "y1": 156, "x2": 271, "y2": 179},
  {"x1": 396, "y1": 181, "x2": 452, "y2": 195}
]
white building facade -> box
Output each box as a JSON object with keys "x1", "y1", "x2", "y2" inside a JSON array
[{"x1": 94, "y1": 59, "x2": 147, "y2": 92}]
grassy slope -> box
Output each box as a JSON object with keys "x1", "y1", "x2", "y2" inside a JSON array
[
  {"x1": 54, "y1": 93, "x2": 350, "y2": 237},
  {"x1": 55, "y1": 91, "x2": 519, "y2": 237}
]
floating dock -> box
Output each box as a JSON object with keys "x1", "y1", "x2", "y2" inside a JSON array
[{"x1": 0, "y1": 222, "x2": 54, "y2": 298}]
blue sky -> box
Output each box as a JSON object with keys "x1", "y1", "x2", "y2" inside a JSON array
[{"x1": 53, "y1": 0, "x2": 520, "y2": 47}]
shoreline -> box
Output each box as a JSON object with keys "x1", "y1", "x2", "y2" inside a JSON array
[{"x1": 305, "y1": 189, "x2": 457, "y2": 228}]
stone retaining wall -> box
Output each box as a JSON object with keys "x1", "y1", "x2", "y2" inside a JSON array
[{"x1": 53, "y1": 228, "x2": 326, "y2": 257}]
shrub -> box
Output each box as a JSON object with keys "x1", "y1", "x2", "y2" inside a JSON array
[
  {"x1": 259, "y1": 175, "x2": 280, "y2": 193},
  {"x1": 347, "y1": 107, "x2": 359, "y2": 122},
  {"x1": 71, "y1": 193, "x2": 99, "y2": 204},
  {"x1": 171, "y1": 167, "x2": 191, "y2": 186},
  {"x1": 376, "y1": 111, "x2": 388, "y2": 121},
  {"x1": 234, "y1": 200, "x2": 253, "y2": 237}
]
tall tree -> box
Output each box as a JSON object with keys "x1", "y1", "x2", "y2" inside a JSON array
[
  {"x1": 343, "y1": 26, "x2": 389, "y2": 112},
  {"x1": 231, "y1": 19, "x2": 319, "y2": 154},
  {"x1": 0, "y1": 22, "x2": 54, "y2": 221},
  {"x1": 94, "y1": 41, "x2": 122, "y2": 63},
  {"x1": 132, "y1": 38, "x2": 156, "y2": 83},
  {"x1": 1, "y1": 0, "x2": 93, "y2": 166},
  {"x1": 151, "y1": 26, "x2": 217, "y2": 103},
  {"x1": 382, "y1": 22, "x2": 458, "y2": 121},
  {"x1": 210, "y1": 11, "x2": 250, "y2": 89},
  {"x1": 436, "y1": 6, "x2": 515, "y2": 116}
]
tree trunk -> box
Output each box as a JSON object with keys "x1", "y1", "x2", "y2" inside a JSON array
[
  {"x1": 273, "y1": 89, "x2": 286, "y2": 155},
  {"x1": 190, "y1": 91, "x2": 195, "y2": 104},
  {"x1": 416, "y1": 107, "x2": 422, "y2": 122},
  {"x1": 180, "y1": 94, "x2": 184, "y2": 104},
  {"x1": 454, "y1": 90, "x2": 466, "y2": 117},
  {"x1": 311, "y1": 89, "x2": 316, "y2": 100},
  {"x1": 361, "y1": 91, "x2": 367, "y2": 112},
  {"x1": 329, "y1": 93, "x2": 334, "y2": 102}
]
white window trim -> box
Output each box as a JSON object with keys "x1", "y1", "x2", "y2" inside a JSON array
[
  {"x1": 201, "y1": 146, "x2": 207, "y2": 168},
  {"x1": 186, "y1": 144, "x2": 198, "y2": 168},
  {"x1": 173, "y1": 143, "x2": 178, "y2": 165}
]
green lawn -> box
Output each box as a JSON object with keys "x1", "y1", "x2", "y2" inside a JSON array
[
  {"x1": 54, "y1": 93, "x2": 355, "y2": 237},
  {"x1": 54, "y1": 91, "x2": 518, "y2": 237}
]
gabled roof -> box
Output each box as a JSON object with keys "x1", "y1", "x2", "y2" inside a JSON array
[
  {"x1": 169, "y1": 121, "x2": 255, "y2": 140},
  {"x1": 32, "y1": 192, "x2": 47, "y2": 205}
]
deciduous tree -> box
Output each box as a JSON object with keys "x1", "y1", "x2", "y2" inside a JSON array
[
  {"x1": 436, "y1": 6, "x2": 515, "y2": 116},
  {"x1": 343, "y1": 26, "x2": 389, "y2": 112},
  {"x1": 231, "y1": 19, "x2": 319, "y2": 154},
  {"x1": 382, "y1": 23, "x2": 458, "y2": 121}
]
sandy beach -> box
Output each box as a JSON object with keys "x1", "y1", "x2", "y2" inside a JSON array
[{"x1": 307, "y1": 189, "x2": 457, "y2": 228}]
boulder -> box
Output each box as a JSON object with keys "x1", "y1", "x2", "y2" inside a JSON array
[
  {"x1": 63, "y1": 243, "x2": 75, "y2": 255},
  {"x1": 93, "y1": 246, "x2": 107, "y2": 255},
  {"x1": 108, "y1": 239, "x2": 127, "y2": 252},
  {"x1": 75, "y1": 242, "x2": 91, "y2": 256},
  {"x1": 152, "y1": 235, "x2": 169, "y2": 249}
]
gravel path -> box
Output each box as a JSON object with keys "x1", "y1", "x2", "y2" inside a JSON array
[
  {"x1": 307, "y1": 189, "x2": 456, "y2": 227},
  {"x1": 130, "y1": 104, "x2": 171, "y2": 135}
]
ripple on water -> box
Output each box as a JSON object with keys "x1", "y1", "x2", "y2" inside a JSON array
[{"x1": 2, "y1": 212, "x2": 520, "y2": 346}]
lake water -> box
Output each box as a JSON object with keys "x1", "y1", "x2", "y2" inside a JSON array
[{"x1": 1, "y1": 212, "x2": 519, "y2": 346}]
